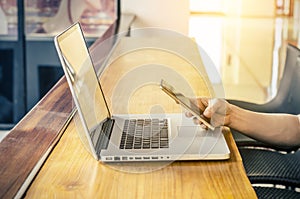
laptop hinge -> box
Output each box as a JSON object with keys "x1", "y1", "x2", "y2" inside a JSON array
[{"x1": 92, "y1": 118, "x2": 115, "y2": 157}]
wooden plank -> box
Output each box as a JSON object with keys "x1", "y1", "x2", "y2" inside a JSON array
[
  {"x1": 25, "y1": 119, "x2": 256, "y2": 198},
  {"x1": 0, "y1": 78, "x2": 74, "y2": 198}
]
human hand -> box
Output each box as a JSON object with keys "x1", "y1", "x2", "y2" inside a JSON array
[{"x1": 186, "y1": 98, "x2": 232, "y2": 129}]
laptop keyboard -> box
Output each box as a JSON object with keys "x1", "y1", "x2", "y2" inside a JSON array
[{"x1": 120, "y1": 119, "x2": 169, "y2": 149}]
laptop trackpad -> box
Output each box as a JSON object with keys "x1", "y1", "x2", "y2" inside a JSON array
[
  {"x1": 177, "y1": 126, "x2": 208, "y2": 137},
  {"x1": 176, "y1": 126, "x2": 228, "y2": 156}
]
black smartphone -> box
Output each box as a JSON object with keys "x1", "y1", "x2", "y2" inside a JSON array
[{"x1": 160, "y1": 79, "x2": 214, "y2": 130}]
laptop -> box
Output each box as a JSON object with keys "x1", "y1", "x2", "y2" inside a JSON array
[{"x1": 54, "y1": 22, "x2": 230, "y2": 162}]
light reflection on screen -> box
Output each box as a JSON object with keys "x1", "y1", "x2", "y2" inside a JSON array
[{"x1": 57, "y1": 23, "x2": 109, "y2": 132}]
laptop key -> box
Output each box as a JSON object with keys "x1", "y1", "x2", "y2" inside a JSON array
[{"x1": 120, "y1": 118, "x2": 170, "y2": 150}]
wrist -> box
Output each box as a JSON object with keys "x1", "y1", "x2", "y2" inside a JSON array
[{"x1": 227, "y1": 104, "x2": 239, "y2": 128}]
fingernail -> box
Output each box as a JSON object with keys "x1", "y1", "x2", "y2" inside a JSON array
[
  {"x1": 204, "y1": 109, "x2": 210, "y2": 116},
  {"x1": 200, "y1": 124, "x2": 207, "y2": 129}
]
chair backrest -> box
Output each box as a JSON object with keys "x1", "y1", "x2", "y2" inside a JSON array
[{"x1": 272, "y1": 44, "x2": 300, "y2": 114}]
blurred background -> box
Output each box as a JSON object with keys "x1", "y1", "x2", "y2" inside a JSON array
[{"x1": 0, "y1": 0, "x2": 299, "y2": 132}]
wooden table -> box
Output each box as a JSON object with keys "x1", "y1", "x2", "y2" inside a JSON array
[
  {"x1": 0, "y1": 23, "x2": 256, "y2": 198},
  {"x1": 25, "y1": 35, "x2": 257, "y2": 198},
  {"x1": 25, "y1": 119, "x2": 256, "y2": 198}
]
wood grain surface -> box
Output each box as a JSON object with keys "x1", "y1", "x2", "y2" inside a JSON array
[
  {"x1": 0, "y1": 78, "x2": 74, "y2": 198},
  {"x1": 25, "y1": 119, "x2": 256, "y2": 198}
]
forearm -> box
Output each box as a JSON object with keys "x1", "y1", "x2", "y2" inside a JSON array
[{"x1": 228, "y1": 104, "x2": 300, "y2": 146}]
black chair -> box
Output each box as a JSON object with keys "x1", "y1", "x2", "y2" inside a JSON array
[
  {"x1": 227, "y1": 44, "x2": 300, "y2": 197},
  {"x1": 240, "y1": 148, "x2": 300, "y2": 188},
  {"x1": 253, "y1": 186, "x2": 300, "y2": 199},
  {"x1": 228, "y1": 44, "x2": 300, "y2": 114},
  {"x1": 242, "y1": 148, "x2": 300, "y2": 198}
]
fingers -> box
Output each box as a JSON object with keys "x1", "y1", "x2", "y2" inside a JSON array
[
  {"x1": 186, "y1": 112, "x2": 209, "y2": 129},
  {"x1": 186, "y1": 98, "x2": 228, "y2": 128},
  {"x1": 203, "y1": 98, "x2": 227, "y2": 118},
  {"x1": 210, "y1": 113, "x2": 226, "y2": 127},
  {"x1": 192, "y1": 116, "x2": 208, "y2": 130},
  {"x1": 186, "y1": 97, "x2": 211, "y2": 128},
  {"x1": 195, "y1": 98, "x2": 209, "y2": 111},
  {"x1": 185, "y1": 112, "x2": 194, "y2": 118}
]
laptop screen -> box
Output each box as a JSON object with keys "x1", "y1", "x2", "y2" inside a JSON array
[{"x1": 56, "y1": 23, "x2": 110, "y2": 133}]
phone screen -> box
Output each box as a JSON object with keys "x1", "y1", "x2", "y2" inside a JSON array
[{"x1": 160, "y1": 79, "x2": 214, "y2": 130}]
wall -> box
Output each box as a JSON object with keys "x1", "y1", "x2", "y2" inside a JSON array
[
  {"x1": 238, "y1": 0, "x2": 275, "y2": 17},
  {"x1": 121, "y1": 0, "x2": 190, "y2": 35},
  {"x1": 224, "y1": 0, "x2": 275, "y2": 17},
  {"x1": 190, "y1": 0, "x2": 275, "y2": 17}
]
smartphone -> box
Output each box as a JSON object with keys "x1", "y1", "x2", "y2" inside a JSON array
[{"x1": 160, "y1": 79, "x2": 215, "y2": 130}]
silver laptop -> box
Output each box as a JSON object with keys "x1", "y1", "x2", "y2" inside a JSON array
[{"x1": 54, "y1": 22, "x2": 230, "y2": 162}]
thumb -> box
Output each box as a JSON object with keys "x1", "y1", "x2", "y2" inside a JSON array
[
  {"x1": 203, "y1": 98, "x2": 221, "y2": 118},
  {"x1": 203, "y1": 99, "x2": 214, "y2": 118}
]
